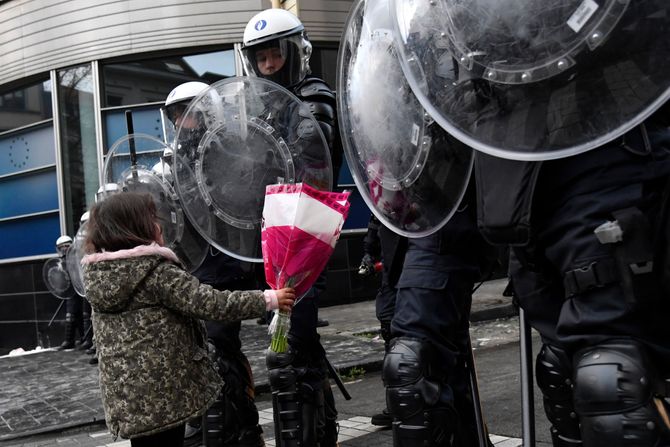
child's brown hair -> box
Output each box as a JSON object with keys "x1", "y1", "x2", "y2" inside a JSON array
[{"x1": 86, "y1": 192, "x2": 159, "y2": 253}]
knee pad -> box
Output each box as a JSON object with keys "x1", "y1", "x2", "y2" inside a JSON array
[
  {"x1": 204, "y1": 349, "x2": 262, "y2": 446},
  {"x1": 266, "y1": 347, "x2": 313, "y2": 447},
  {"x1": 383, "y1": 337, "x2": 455, "y2": 446},
  {"x1": 573, "y1": 339, "x2": 669, "y2": 446},
  {"x1": 535, "y1": 344, "x2": 582, "y2": 445}
]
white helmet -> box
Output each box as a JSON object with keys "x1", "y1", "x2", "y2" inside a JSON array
[
  {"x1": 241, "y1": 9, "x2": 312, "y2": 87},
  {"x1": 95, "y1": 183, "x2": 118, "y2": 203},
  {"x1": 79, "y1": 211, "x2": 90, "y2": 224},
  {"x1": 55, "y1": 235, "x2": 72, "y2": 248},
  {"x1": 162, "y1": 81, "x2": 209, "y2": 125},
  {"x1": 165, "y1": 81, "x2": 209, "y2": 108},
  {"x1": 161, "y1": 81, "x2": 209, "y2": 145}
]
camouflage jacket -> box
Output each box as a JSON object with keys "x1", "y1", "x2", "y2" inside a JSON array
[{"x1": 83, "y1": 244, "x2": 267, "y2": 439}]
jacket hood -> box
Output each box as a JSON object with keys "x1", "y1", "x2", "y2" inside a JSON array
[{"x1": 83, "y1": 244, "x2": 180, "y2": 313}]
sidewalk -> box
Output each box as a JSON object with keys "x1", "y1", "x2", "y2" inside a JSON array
[{"x1": 0, "y1": 279, "x2": 513, "y2": 443}]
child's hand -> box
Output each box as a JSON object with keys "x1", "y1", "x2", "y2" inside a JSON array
[{"x1": 276, "y1": 287, "x2": 296, "y2": 312}]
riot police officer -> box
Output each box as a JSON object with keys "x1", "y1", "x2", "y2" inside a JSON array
[
  {"x1": 381, "y1": 187, "x2": 495, "y2": 447},
  {"x1": 162, "y1": 82, "x2": 265, "y2": 447},
  {"x1": 54, "y1": 235, "x2": 84, "y2": 350},
  {"x1": 385, "y1": 1, "x2": 670, "y2": 445},
  {"x1": 240, "y1": 8, "x2": 341, "y2": 446}
]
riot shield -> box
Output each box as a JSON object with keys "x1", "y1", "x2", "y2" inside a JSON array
[
  {"x1": 42, "y1": 257, "x2": 74, "y2": 300},
  {"x1": 103, "y1": 134, "x2": 208, "y2": 272},
  {"x1": 172, "y1": 77, "x2": 333, "y2": 262},
  {"x1": 66, "y1": 226, "x2": 87, "y2": 298},
  {"x1": 391, "y1": 0, "x2": 670, "y2": 160},
  {"x1": 337, "y1": 0, "x2": 473, "y2": 237}
]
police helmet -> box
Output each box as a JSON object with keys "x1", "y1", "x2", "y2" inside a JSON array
[
  {"x1": 241, "y1": 8, "x2": 312, "y2": 87},
  {"x1": 55, "y1": 235, "x2": 72, "y2": 248},
  {"x1": 161, "y1": 81, "x2": 209, "y2": 126}
]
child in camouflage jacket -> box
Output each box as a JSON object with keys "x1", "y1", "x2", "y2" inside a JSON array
[{"x1": 82, "y1": 192, "x2": 294, "y2": 446}]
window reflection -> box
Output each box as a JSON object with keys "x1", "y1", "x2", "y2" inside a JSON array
[
  {"x1": 58, "y1": 64, "x2": 98, "y2": 235},
  {"x1": 0, "y1": 80, "x2": 53, "y2": 133},
  {"x1": 102, "y1": 49, "x2": 236, "y2": 107}
]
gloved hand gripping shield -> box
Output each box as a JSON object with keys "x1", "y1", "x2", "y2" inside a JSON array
[
  {"x1": 337, "y1": 0, "x2": 473, "y2": 237},
  {"x1": 172, "y1": 77, "x2": 332, "y2": 262},
  {"x1": 102, "y1": 134, "x2": 207, "y2": 272},
  {"x1": 390, "y1": 0, "x2": 670, "y2": 161}
]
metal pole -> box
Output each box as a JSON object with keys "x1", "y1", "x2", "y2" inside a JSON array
[
  {"x1": 324, "y1": 354, "x2": 352, "y2": 400},
  {"x1": 125, "y1": 110, "x2": 139, "y2": 183},
  {"x1": 47, "y1": 300, "x2": 65, "y2": 327},
  {"x1": 519, "y1": 307, "x2": 536, "y2": 447},
  {"x1": 466, "y1": 336, "x2": 488, "y2": 447}
]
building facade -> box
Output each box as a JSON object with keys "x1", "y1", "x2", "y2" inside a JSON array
[{"x1": 0, "y1": 0, "x2": 376, "y2": 354}]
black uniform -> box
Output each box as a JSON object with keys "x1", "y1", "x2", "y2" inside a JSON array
[
  {"x1": 381, "y1": 188, "x2": 495, "y2": 447},
  {"x1": 476, "y1": 107, "x2": 670, "y2": 446},
  {"x1": 265, "y1": 75, "x2": 341, "y2": 447},
  {"x1": 58, "y1": 249, "x2": 85, "y2": 350},
  {"x1": 194, "y1": 247, "x2": 264, "y2": 446}
]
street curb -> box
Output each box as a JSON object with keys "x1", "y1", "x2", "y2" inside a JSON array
[{"x1": 470, "y1": 304, "x2": 517, "y2": 323}]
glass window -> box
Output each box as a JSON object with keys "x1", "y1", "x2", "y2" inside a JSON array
[
  {"x1": 57, "y1": 64, "x2": 99, "y2": 235},
  {"x1": 0, "y1": 79, "x2": 53, "y2": 133},
  {"x1": 101, "y1": 49, "x2": 236, "y2": 107}
]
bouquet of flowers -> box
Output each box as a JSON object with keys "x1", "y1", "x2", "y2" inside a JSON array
[{"x1": 261, "y1": 183, "x2": 351, "y2": 352}]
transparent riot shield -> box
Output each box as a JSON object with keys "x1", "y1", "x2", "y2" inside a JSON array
[
  {"x1": 338, "y1": 0, "x2": 473, "y2": 237},
  {"x1": 391, "y1": 0, "x2": 670, "y2": 161},
  {"x1": 172, "y1": 77, "x2": 333, "y2": 262},
  {"x1": 66, "y1": 226, "x2": 87, "y2": 298},
  {"x1": 42, "y1": 257, "x2": 74, "y2": 300},
  {"x1": 103, "y1": 134, "x2": 207, "y2": 272}
]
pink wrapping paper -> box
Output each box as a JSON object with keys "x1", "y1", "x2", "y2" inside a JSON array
[{"x1": 261, "y1": 183, "x2": 351, "y2": 301}]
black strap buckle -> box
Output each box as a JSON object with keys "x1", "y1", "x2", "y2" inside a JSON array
[{"x1": 563, "y1": 258, "x2": 618, "y2": 298}]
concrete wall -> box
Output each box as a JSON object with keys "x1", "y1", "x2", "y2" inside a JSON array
[
  {"x1": 297, "y1": 0, "x2": 353, "y2": 41},
  {"x1": 0, "y1": 0, "x2": 272, "y2": 86}
]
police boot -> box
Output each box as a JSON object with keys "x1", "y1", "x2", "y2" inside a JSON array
[
  {"x1": 58, "y1": 313, "x2": 76, "y2": 350},
  {"x1": 320, "y1": 376, "x2": 339, "y2": 447},
  {"x1": 383, "y1": 338, "x2": 457, "y2": 447},
  {"x1": 78, "y1": 312, "x2": 93, "y2": 350}
]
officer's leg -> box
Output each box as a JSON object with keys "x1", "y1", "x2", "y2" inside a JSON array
[
  {"x1": 58, "y1": 311, "x2": 76, "y2": 350},
  {"x1": 267, "y1": 345, "x2": 322, "y2": 447},
  {"x1": 80, "y1": 300, "x2": 93, "y2": 350},
  {"x1": 383, "y1": 337, "x2": 456, "y2": 446},
  {"x1": 372, "y1": 281, "x2": 397, "y2": 427},
  {"x1": 510, "y1": 250, "x2": 581, "y2": 446},
  {"x1": 203, "y1": 321, "x2": 263, "y2": 447},
  {"x1": 573, "y1": 339, "x2": 670, "y2": 447},
  {"x1": 532, "y1": 145, "x2": 670, "y2": 446},
  {"x1": 267, "y1": 295, "x2": 328, "y2": 446},
  {"x1": 59, "y1": 295, "x2": 82, "y2": 350},
  {"x1": 536, "y1": 344, "x2": 582, "y2": 446},
  {"x1": 386, "y1": 269, "x2": 476, "y2": 446}
]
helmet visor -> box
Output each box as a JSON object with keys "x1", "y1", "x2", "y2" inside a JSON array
[{"x1": 241, "y1": 34, "x2": 311, "y2": 87}]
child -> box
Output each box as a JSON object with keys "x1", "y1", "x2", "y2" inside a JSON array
[{"x1": 82, "y1": 192, "x2": 294, "y2": 447}]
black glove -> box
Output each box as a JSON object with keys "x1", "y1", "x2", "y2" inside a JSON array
[{"x1": 358, "y1": 253, "x2": 376, "y2": 277}]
